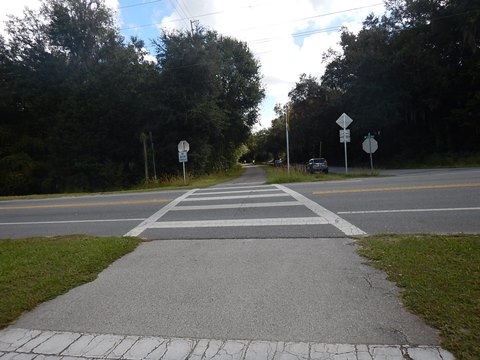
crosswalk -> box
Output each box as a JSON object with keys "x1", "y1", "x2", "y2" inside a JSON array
[{"x1": 125, "y1": 184, "x2": 366, "y2": 238}]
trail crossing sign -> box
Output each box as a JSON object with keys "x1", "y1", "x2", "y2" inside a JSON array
[
  {"x1": 336, "y1": 113, "x2": 353, "y2": 129},
  {"x1": 178, "y1": 140, "x2": 190, "y2": 152},
  {"x1": 336, "y1": 113, "x2": 353, "y2": 174}
]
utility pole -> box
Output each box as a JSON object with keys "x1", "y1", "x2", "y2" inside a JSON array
[
  {"x1": 190, "y1": 19, "x2": 199, "y2": 34},
  {"x1": 319, "y1": 141, "x2": 322, "y2": 158},
  {"x1": 149, "y1": 131, "x2": 157, "y2": 181},
  {"x1": 285, "y1": 105, "x2": 290, "y2": 175},
  {"x1": 140, "y1": 133, "x2": 149, "y2": 181}
]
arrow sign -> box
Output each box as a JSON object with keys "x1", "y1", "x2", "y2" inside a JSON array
[{"x1": 336, "y1": 113, "x2": 353, "y2": 129}]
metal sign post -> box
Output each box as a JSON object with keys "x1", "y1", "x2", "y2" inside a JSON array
[
  {"x1": 178, "y1": 140, "x2": 190, "y2": 185},
  {"x1": 362, "y1": 133, "x2": 378, "y2": 175},
  {"x1": 336, "y1": 113, "x2": 353, "y2": 174}
]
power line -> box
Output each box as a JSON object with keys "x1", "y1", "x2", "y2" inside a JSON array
[
  {"x1": 119, "y1": 0, "x2": 164, "y2": 10},
  {"x1": 120, "y1": 3, "x2": 384, "y2": 32}
]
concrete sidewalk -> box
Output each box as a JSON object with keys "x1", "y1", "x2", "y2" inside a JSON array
[{"x1": 0, "y1": 328, "x2": 453, "y2": 360}]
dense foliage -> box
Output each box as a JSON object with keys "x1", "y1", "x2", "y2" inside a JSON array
[
  {"x1": 250, "y1": 0, "x2": 479, "y2": 166},
  {"x1": 0, "y1": 0, "x2": 264, "y2": 195}
]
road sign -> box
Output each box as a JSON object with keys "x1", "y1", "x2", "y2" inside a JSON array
[
  {"x1": 178, "y1": 151, "x2": 188, "y2": 163},
  {"x1": 336, "y1": 113, "x2": 353, "y2": 129},
  {"x1": 178, "y1": 140, "x2": 190, "y2": 152},
  {"x1": 362, "y1": 137, "x2": 378, "y2": 153},
  {"x1": 339, "y1": 129, "x2": 351, "y2": 143}
]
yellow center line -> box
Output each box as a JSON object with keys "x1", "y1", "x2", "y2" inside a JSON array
[
  {"x1": 0, "y1": 199, "x2": 172, "y2": 210},
  {"x1": 313, "y1": 183, "x2": 480, "y2": 195}
]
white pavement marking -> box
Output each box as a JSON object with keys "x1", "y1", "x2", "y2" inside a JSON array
[
  {"x1": 124, "y1": 189, "x2": 198, "y2": 237},
  {"x1": 183, "y1": 193, "x2": 288, "y2": 201},
  {"x1": 148, "y1": 217, "x2": 328, "y2": 229},
  {"x1": 274, "y1": 184, "x2": 367, "y2": 236},
  {"x1": 202, "y1": 184, "x2": 269, "y2": 191},
  {"x1": 0, "y1": 328, "x2": 455, "y2": 360},
  {"x1": 214, "y1": 181, "x2": 265, "y2": 187},
  {"x1": 0, "y1": 219, "x2": 145, "y2": 226},
  {"x1": 191, "y1": 188, "x2": 279, "y2": 196},
  {"x1": 170, "y1": 201, "x2": 303, "y2": 211},
  {"x1": 338, "y1": 207, "x2": 480, "y2": 214}
]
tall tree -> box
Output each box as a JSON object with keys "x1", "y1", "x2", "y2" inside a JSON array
[
  {"x1": 1, "y1": 0, "x2": 157, "y2": 194},
  {"x1": 153, "y1": 26, "x2": 264, "y2": 174}
]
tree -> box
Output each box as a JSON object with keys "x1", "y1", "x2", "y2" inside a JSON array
[
  {"x1": 1, "y1": 0, "x2": 156, "y2": 194},
  {"x1": 153, "y1": 26, "x2": 264, "y2": 174}
]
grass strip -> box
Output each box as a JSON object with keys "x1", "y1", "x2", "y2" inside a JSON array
[
  {"x1": 262, "y1": 165, "x2": 379, "y2": 184},
  {"x1": 135, "y1": 164, "x2": 246, "y2": 190},
  {"x1": 0, "y1": 235, "x2": 141, "y2": 329},
  {"x1": 0, "y1": 165, "x2": 245, "y2": 201},
  {"x1": 356, "y1": 234, "x2": 480, "y2": 360}
]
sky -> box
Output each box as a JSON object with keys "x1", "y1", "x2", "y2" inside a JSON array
[{"x1": 0, "y1": 0, "x2": 386, "y2": 129}]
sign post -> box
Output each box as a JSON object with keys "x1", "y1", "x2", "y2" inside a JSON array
[
  {"x1": 178, "y1": 140, "x2": 190, "y2": 185},
  {"x1": 362, "y1": 133, "x2": 378, "y2": 174},
  {"x1": 336, "y1": 113, "x2": 353, "y2": 174}
]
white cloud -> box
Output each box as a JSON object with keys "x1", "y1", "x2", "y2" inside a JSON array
[
  {"x1": 1, "y1": 0, "x2": 120, "y2": 35},
  {"x1": 158, "y1": 0, "x2": 385, "y2": 128}
]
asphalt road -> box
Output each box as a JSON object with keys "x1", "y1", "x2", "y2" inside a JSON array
[{"x1": 1, "y1": 166, "x2": 479, "y2": 238}]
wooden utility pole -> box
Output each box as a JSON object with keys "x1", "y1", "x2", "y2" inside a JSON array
[{"x1": 140, "y1": 133, "x2": 149, "y2": 181}]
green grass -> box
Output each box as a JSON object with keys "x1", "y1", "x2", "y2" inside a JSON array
[
  {"x1": 356, "y1": 234, "x2": 480, "y2": 360},
  {"x1": 0, "y1": 235, "x2": 141, "y2": 329},
  {"x1": 262, "y1": 164, "x2": 379, "y2": 184},
  {"x1": 385, "y1": 152, "x2": 480, "y2": 169},
  {"x1": 133, "y1": 164, "x2": 245, "y2": 190},
  {"x1": 0, "y1": 165, "x2": 245, "y2": 201}
]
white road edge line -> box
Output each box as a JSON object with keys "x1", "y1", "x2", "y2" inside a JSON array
[
  {"x1": 148, "y1": 217, "x2": 328, "y2": 228},
  {"x1": 0, "y1": 219, "x2": 145, "y2": 226},
  {"x1": 338, "y1": 207, "x2": 480, "y2": 214},
  {"x1": 274, "y1": 184, "x2": 367, "y2": 236},
  {"x1": 171, "y1": 201, "x2": 303, "y2": 211},
  {"x1": 124, "y1": 189, "x2": 198, "y2": 237}
]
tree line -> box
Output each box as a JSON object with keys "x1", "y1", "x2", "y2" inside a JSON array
[
  {"x1": 246, "y1": 0, "x2": 479, "y2": 167},
  {"x1": 0, "y1": 0, "x2": 264, "y2": 195}
]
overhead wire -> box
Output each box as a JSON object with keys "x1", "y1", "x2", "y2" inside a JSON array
[
  {"x1": 120, "y1": 3, "x2": 384, "y2": 32},
  {"x1": 118, "y1": 0, "x2": 164, "y2": 10}
]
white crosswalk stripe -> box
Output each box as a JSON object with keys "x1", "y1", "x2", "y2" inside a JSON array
[{"x1": 124, "y1": 184, "x2": 366, "y2": 237}]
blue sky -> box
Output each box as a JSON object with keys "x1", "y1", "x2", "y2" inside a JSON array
[{"x1": 1, "y1": 0, "x2": 386, "y2": 129}]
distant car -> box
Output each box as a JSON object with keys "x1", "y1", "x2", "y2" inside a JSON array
[{"x1": 306, "y1": 158, "x2": 328, "y2": 174}]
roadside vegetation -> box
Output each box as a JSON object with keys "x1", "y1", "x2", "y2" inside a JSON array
[
  {"x1": 262, "y1": 164, "x2": 379, "y2": 184},
  {"x1": 0, "y1": 235, "x2": 141, "y2": 329},
  {"x1": 357, "y1": 234, "x2": 480, "y2": 360},
  {"x1": 1, "y1": 0, "x2": 263, "y2": 196},
  {"x1": 0, "y1": 165, "x2": 245, "y2": 201},
  {"x1": 132, "y1": 164, "x2": 245, "y2": 190}
]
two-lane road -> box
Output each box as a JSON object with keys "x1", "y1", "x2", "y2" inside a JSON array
[{"x1": 1, "y1": 166, "x2": 479, "y2": 238}]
